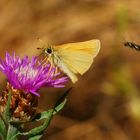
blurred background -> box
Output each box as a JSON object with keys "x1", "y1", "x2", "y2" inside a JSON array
[{"x1": 0, "y1": 0, "x2": 140, "y2": 139}]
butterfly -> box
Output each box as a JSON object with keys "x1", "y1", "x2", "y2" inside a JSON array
[
  {"x1": 38, "y1": 39, "x2": 100, "y2": 83},
  {"x1": 124, "y1": 41, "x2": 140, "y2": 51}
]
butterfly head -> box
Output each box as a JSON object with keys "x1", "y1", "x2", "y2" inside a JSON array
[
  {"x1": 44, "y1": 44, "x2": 54, "y2": 56},
  {"x1": 37, "y1": 44, "x2": 54, "y2": 58}
]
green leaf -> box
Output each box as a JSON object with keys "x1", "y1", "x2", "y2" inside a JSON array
[
  {"x1": 20, "y1": 87, "x2": 72, "y2": 137},
  {"x1": 0, "y1": 118, "x2": 6, "y2": 140},
  {"x1": 35, "y1": 99, "x2": 67, "y2": 122},
  {"x1": 21, "y1": 96, "x2": 67, "y2": 136},
  {"x1": 4, "y1": 90, "x2": 12, "y2": 121},
  {"x1": 54, "y1": 98, "x2": 67, "y2": 113},
  {"x1": 21, "y1": 109, "x2": 54, "y2": 137},
  {"x1": 34, "y1": 110, "x2": 53, "y2": 122},
  {"x1": 34, "y1": 87, "x2": 72, "y2": 122},
  {"x1": 54, "y1": 87, "x2": 72, "y2": 108},
  {"x1": 6, "y1": 124, "x2": 20, "y2": 140},
  {"x1": 28, "y1": 135, "x2": 42, "y2": 140}
]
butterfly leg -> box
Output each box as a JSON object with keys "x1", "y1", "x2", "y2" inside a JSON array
[
  {"x1": 51, "y1": 58, "x2": 59, "y2": 75},
  {"x1": 55, "y1": 66, "x2": 58, "y2": 74},
  {"x1": 47, "y1": 60, "x2": 55, "y2": 78},
  {"x1": 41, "y1": 56, "x2": 50, "y2": 67}
]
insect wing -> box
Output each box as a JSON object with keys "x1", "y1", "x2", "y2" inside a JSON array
[{"x1": 54, "y1": 39, "x2": 100, "y2": 75}]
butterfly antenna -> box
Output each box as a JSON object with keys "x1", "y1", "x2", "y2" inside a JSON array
[
  {"x1": 37, "y1": 37, "x2": 43, "y2": 46},
  {"x1": 36, "y1": 39, "x2": 45, "y2": 57},
  {"x1": 37, "y1": 47, "x2": 42, "y2": 50},
  {"x1": 37, "y1": 37, "x2": 47, "y2": 45},
  {"x1": 37, "y1": 37, "x2": 43, "y2": 42}
]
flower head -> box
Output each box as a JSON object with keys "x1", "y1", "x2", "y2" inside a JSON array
[{"x1": 0, "y1": 52, "x2": 67, "y2": 96}]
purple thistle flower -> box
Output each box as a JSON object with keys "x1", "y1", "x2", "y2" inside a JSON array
[{"x1": 0, "y1": 52, "x2": 68, "y2": 96}]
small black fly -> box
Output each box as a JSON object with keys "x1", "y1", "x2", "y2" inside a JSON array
[{"x1": 124, "y1": 42, "x2": 140, "y2": 51}]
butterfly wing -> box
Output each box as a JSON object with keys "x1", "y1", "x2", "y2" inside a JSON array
[{"x1": 53, "y1": 39, "x2": 100, "y2": 83}]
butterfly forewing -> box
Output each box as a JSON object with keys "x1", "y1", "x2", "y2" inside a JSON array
[{"x1": 54, "y1": 39, "x2": 100, "y2": 75}]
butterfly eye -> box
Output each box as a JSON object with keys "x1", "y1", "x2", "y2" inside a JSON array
[{"x1": 45, "y1": 48, "x2": 52, "y2": 54}]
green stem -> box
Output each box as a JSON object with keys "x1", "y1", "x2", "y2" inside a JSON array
[
  {"x1": 0, "y1": 133, "x2": 5, "y2": 140},
  {"x1": 0, "y1": 113, "x2": 8, "y2": 129},
  {"x1": 4, "y1": 90, "x2": 12, "y2": 121}
]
